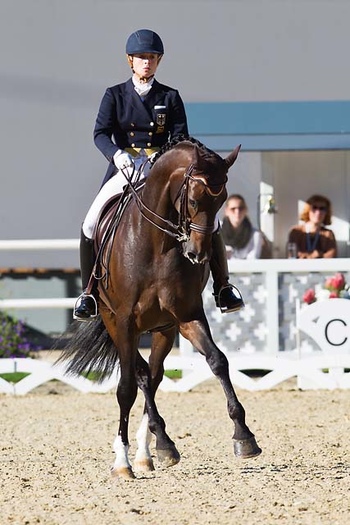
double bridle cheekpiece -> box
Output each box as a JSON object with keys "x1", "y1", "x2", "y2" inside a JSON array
[{"x1": 122, "y1": 163, "x2": 227, "y2": 242}]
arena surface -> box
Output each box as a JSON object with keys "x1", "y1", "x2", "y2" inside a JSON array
[{"x1": 1, "y1": 377, "x2": 349, "y2": 524}]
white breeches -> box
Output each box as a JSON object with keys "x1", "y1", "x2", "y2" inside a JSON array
[{"x1": 82, "y1": 155, "x2": 151, "y2": 239}]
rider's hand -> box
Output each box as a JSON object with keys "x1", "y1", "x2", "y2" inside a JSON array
[{"x1": 113, "y1": 150, "x2": 134, "y2": 171}]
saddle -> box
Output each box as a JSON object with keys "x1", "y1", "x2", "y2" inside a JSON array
[{"x1": 93, "y1": 180, "x2": 145, "y2": 290}]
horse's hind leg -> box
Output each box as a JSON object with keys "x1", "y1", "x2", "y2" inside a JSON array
[
  {"x1": 100, "y1": 311, "x2": 140, "y2": 480},
  {"x1": 112, "y1": 356, "x2": 138, "y2": 480},
  {"x1": 135, "y1": 329, "x2": 178, "y2": 471},
  {"x1": 135, "y1": 410, "x2": 154, "y2": 472},
  {"x1": 180, "y1": 318, "x2": 262, "y2": 459},
  {"x1": 135, "y1": 352, "x2": 180, "y2": 468}
]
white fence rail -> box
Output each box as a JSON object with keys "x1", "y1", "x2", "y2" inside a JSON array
[
  {"x1": 1, "y1": 351, "x2": 349, "y2": 395},
  {"x1": 0, "y1": 238, "x2": 78, "y2": 311},
  {"x1": 1, "y1": 239, "x2": 350, "y2": 394},
  {"x1": 0, "y1": 298, "x2": 76, "y2": 309},
  {"x1": 0, "y1": 239, "x2": 79, "y2": 251}
]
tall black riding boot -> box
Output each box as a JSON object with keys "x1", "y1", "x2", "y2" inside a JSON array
[
  {"x1": 210, "y1": 229, "x2": 244, "y2": 313},
  {"x1": 73, "y1": 230, "x2": 98, "y2": 321}
]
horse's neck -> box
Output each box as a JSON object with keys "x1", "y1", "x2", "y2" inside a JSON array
[
  {"x1": 142, "y1": 164, "x2": 177, "y2": 210},
  {"x1": 142, "y1": 171, "x2": 168, "y2": 209},
  {"x1": 141, "y1": 147, "x2": 192, "y2": 219}
]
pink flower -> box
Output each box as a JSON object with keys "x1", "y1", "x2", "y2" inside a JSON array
[
  {"x1": 332, "y1": 272, "x2": 346, "y2": 291},
  {"x1": 325, "y1": 272, "x2": 345, "y2": 292},
  {"x1": 329, "y1": 291, "x2": 339, "y2": 299},
  {"x1": 303, "y1": 273, "x2": 349, "y2": 305},
  {"x1": 303, "y1": 289, "x2": 316, "y2": 304},
  {"x1": 324, "y1": 277, "x2": 333, "y2": 290}
]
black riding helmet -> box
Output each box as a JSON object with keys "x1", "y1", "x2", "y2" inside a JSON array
[{"x1": 126, "y1": 29, "x2": 164, "y2": 55}]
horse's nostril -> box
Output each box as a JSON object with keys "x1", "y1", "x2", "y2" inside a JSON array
[
  {"x1": 187, "y1": 251, "x2": 198, "y2": 262},
  {"x1": 186, "y1": 251, "x2": 210, "y2": 265}
]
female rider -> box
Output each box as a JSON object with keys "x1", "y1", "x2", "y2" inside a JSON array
[{"x1": 74, "y1": 29, "x2": 244, "y2": 320}]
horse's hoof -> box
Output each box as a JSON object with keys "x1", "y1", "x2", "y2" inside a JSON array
[
  {"x1": 134, "y1": 458, "x2": 155, "y2": 472},
  {"x1": 111, "y1": 465, "x2": 136, "y2": 480},
  {"x1": 233, "y1": 436, "x2": 262, "y2": 459},
  {"x1": 157, "y1": 446, "x2": 180, "y2": 467}
]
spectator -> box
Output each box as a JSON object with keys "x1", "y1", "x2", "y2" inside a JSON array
[
  {"x1": 287, "y1": 194, "x2": 337, "y2": 258},
  {"x1": 221, "y1": 194, "x2": 272, "y2": 259}
]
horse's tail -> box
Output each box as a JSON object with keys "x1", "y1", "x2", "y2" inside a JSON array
[{"x1": 54, "y1": 318, "x2": 118, "y2": 382}]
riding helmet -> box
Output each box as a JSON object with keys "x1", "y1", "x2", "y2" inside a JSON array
[{"x1": 126, "y1": 29, "x2": 164, "y2": 55}]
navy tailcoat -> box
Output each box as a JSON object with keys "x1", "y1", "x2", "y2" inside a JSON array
[{"x1": 93, "y1": 78, "x2": 189, "y2": 185}]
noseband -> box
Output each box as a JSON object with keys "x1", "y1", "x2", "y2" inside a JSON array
[
  {"x1": 123, "y1": 163, "x2": 227, "y2": 242},
  {"x1": 176, "y1": 165, "x2": 227, "y2": 239}
]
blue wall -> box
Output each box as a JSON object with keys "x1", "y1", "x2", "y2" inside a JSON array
[{"x1": 186, "y1": 101, "x2": 350, "y2": 151}]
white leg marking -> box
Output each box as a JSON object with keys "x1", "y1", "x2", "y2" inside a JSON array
[
  {"x1": 135, "y1": 413, "x2": 154, "y2": 471},
  {"x1": 111, "y1": 434, "x2": 132, "y2": 473}
]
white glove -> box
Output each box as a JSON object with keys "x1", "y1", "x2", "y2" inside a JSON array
[{"x1": 113, "y1": 150, "x2": 134, "y2": 170}]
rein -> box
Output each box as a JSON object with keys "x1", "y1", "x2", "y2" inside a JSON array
[{"x1": 122, "y1": 163, "x2": 224, "y2": 242}]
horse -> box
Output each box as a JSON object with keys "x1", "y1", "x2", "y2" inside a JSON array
[{"x1": 58, "y1": 136, "x2": 262, "y2": 479}]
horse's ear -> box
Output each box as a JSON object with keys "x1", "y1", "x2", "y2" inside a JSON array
[{"x1": 225, "y1": 144, "x2": 241, "y2": 168}]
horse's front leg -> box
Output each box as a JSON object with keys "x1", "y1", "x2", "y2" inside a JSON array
[
  {"x1": 134, "y1": 328, "x2": 178, "y2": 472},
  {"x1": 180, "y1": 317, "x2": 262, "y2": 459},
  {"x1": 134, "y1": 346, "x2": 180, "y2": 470}
]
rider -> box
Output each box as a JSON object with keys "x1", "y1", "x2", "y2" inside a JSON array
[{"x1": 74, "y1": 29, "x2": 244, "y2": 320}]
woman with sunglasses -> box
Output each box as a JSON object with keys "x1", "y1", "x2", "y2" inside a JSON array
[
  {"x1": 287, "y1": 194, "x2": 337, "y2": 258},
  {"x1": 222, "y1": 194, "x2": 270, "y2": 259}
]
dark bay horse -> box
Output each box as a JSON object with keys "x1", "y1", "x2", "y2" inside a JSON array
[{"x1": 58, "y1": 137, "x2": 261, "y2": 479}]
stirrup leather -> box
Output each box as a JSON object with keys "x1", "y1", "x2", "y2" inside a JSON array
[
  {"x1": 73, "y1": 292, "x2": 98, "y2": 321},
  {"x1": 214, "y1": 284, "x2": 245, "y2": 314}
]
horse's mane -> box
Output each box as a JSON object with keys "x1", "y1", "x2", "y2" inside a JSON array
[{"x1": 150, "y1": 135, "x2": 220, "y2": 166}]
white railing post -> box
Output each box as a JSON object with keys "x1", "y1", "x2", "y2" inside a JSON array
[{"x1": 265, "y1": 268, "x2": 280, "y2": 354}]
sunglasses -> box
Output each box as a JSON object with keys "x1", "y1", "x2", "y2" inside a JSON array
[{"x1": 311, "y1": 205, "x2": 327, "y2": 212}]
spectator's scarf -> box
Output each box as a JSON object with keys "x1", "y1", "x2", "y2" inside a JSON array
[{"x1": 221, "y1": 216, "x2": 253, "y2": 250}]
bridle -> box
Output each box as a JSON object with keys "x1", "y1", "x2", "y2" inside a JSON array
[
  {"x1": 94, "y1": 161, "x2": 227, "y2": 290},
  {"x1": 122, "y1": 162, "x2": 227, "y2": 242}
]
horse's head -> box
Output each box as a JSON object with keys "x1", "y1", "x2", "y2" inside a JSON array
[
  {"x1": 180, "y1": 143, "x2": 241, "y2": 264},
  {"x1": 137, "y1": 137, "x2": 240, "y2": 264}
]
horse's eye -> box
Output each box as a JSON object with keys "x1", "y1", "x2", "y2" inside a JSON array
[{"x1": 189, "y1": 199, "x2": 197, "y2": 209}]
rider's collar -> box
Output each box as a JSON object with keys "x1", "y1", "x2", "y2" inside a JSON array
[{"x1": 132, "y1": 75, "x2": 155, "y2": 97}]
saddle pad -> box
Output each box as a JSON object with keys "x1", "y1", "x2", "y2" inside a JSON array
[{"x1": 93, "y1": 180, "x2": 145, "y2": 286}]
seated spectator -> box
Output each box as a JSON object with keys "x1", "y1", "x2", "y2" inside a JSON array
[
  {"x1": 287, "y1": 194, "x2": 337, "y2": 258},
  {"x1": 221, "y1": 194, "x2": 272, "y2": 259}
]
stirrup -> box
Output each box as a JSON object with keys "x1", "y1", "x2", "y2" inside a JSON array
[
  {"x1": 214, "y1": 284, "x2": 245, "y2": 314},
  {"x1": 73, "y1": 292, "x2": 98, "y2": 321}
]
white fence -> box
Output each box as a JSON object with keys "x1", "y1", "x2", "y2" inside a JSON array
[{"x1": 1, "y1": 239, "x2": 350, "y2": 394}]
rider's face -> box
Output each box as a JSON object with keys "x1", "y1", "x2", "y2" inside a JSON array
[{"x1": 131, "y1": 53, "x2": 161, "y2": 80}]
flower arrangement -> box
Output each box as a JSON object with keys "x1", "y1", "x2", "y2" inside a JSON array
[
  {"x1": 0, "y1": 312, "x2": 41, "y2": 358},
  {"x1": 303, "y1": 272, "x2": 350, "y2": 305}
]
